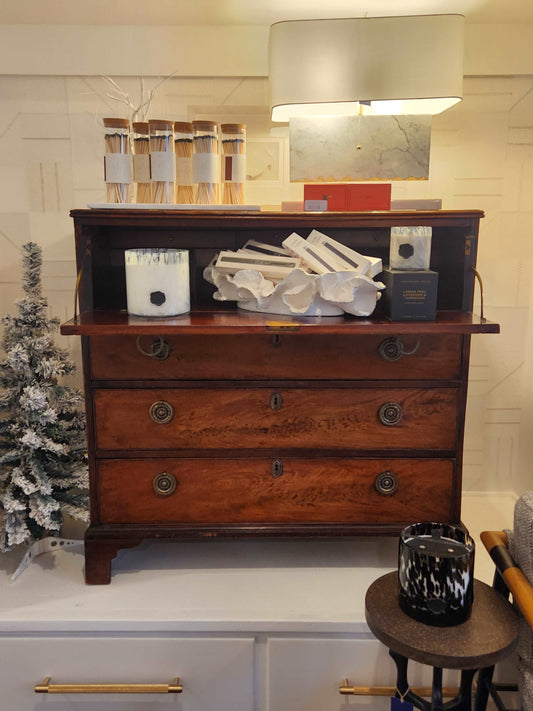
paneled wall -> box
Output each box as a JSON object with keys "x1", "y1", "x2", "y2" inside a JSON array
[{"x1": 0, "y1": 63, "x2": 532, "y2": 495}]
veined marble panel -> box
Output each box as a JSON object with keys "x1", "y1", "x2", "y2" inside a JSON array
[{"x1": 289, "y1": 115, "x2": 431, "y2": 182}]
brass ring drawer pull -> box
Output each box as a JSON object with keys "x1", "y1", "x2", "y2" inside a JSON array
[
  {"x1": 374, "y1": 471, "x2": 399, "y2": 496},
  {"x1": 35, "y1": 676, "x2": 183, "y2": 694},
  {"x1": 153, "y1": 472, "x2": 177, "y2": 496},
  {"x1": 378, "y1": 402, "x2": 403, "y2": 426},
  {"x1": 136, "y1": 336, "x2": 172, "y2": 361},
  {"x1": 378, "y1": 337, "x2": 421, "y2": 362},
  {"x1": 149, "y1": 400, "x2": 174, "y2": 424}
]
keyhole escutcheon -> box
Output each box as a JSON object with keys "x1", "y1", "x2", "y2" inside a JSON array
[{"x1": 270, "y1": 392, "x2": 283, "y2": 411}]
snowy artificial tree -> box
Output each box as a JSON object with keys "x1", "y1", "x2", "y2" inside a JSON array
[{"x1": 0, "y1": 242, "x2": 89, "y2": 553}]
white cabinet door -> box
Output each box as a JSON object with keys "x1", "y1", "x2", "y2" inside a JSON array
[
  {"x1": 0, "y1": 636, "x2": 254, "y2": 711},
  {"x1": 267, "y1": 638, "x2": 461, "y2": 711}
]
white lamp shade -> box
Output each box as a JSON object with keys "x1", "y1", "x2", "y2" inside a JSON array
[{"x1": 269, "y1": 14, "x2": 464, "y2": 120}]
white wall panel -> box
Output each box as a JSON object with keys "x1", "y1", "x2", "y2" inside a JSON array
[
  {"x1": 0, "y1": 35, "x2": 531, "y2": 494},
  {"x1": 0, "y1": 25, "x2": 269, "y2": 76}
]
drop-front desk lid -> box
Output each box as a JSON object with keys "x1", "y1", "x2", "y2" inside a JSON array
[{"x1": 61, "y1": 309, "x2": 499, "y2": 337}]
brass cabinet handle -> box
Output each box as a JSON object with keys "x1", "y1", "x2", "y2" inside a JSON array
[
  {"x1": 374, "y1": 471, "x2": 399, "y2": 496},
  {"x1": 378, "y1": 401, "x2": 403, "y2": 426},
  {"x1": 153, "y1": 472, "x2": 177, "y2": 496},
  {"x1": 378, "y1": 337, "x2": 420, "y2": 362},
  {"x1": 149, "y1": 400, "x2": 174, "y2": 424},
  {"x1": 35, "y1": 676, "x2": 183, "y2": 694},
  {"x1": 340, "y1": 679, "x2": 458, "y2": 697},
  {"x1": 136, "y1": 336, "x2": 172, "y2": 361}
]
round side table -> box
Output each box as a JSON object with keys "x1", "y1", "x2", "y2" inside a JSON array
[{"x1": 365, "y1": 572, "x2": 519, "y2": 711}]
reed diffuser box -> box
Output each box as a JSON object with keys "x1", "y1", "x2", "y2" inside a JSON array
[{"x1": 381, "y1": 268, "x2": 438, "y2": 321}]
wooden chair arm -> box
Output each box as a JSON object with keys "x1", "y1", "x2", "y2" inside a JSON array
[
  {"x1": 481, "y1": 530, "x2": 533, "y2": 630},
  {"x1": 480, "y1": 530, "x2": 508, "y2": 549}
]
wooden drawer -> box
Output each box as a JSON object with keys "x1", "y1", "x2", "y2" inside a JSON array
[
  {"x1": 90, "y1": 334, "x2": 462, "y2": 381},
  {"x1": 0, "y1": 636, "x2": 254, "y2": 711},
  {"x1": 94, "y1": 387, "x2": 458, "y2": 451},
  {"x1": 97, "y1": 457, "x2": 454, "y2": 524}
]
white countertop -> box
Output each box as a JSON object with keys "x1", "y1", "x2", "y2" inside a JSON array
[{"x1": 0, "y1": 493, "x2": 516, "y2": 635}]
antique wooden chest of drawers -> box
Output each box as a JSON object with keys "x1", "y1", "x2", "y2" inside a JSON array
[{"x1": 61, "y1": 209, "x2": 499, "y2": 583}]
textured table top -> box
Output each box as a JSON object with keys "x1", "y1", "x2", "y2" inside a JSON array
[{"x1": 365, "y1": 572, "x2": 519, "y2": 669}]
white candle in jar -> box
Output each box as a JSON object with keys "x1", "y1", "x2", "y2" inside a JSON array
[{"x1": 125, "y1": 249, "x2": 190, "y2": 317}]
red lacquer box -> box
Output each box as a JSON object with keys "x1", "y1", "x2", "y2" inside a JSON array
[{"x1": 304, "y1": 183, "x2": 391, "y2": 211}]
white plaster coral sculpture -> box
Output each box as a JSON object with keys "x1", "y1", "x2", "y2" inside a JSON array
[{"x1": 203, "y1": 264, "x2": 384, "y2": 317}]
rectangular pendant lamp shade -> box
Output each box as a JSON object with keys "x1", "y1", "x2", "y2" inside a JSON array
[{"x1": 269, "y1": 14, "x2": 464, "y2": 121}]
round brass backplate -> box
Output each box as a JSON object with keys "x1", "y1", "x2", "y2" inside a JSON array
[
  {"x1": 374, "y1": 470, "x2": 399, "y2": 496},
  {"x1": 153, "y1": 472, "x2": 177, "y2": 496},
  {"x1": 149, "y1": 400, "x2": 174, "y2": 424},
  {"x1": 378, "y1": 336, "x2": 403, "y2": 362},
  {"x1": 378, "y1": 402, "x2": 403, "y2": 426}
]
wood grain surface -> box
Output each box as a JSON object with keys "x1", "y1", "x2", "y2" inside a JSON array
[
  {"x1": 90, "y1": 334, "x2": 462, "y2": 381},
  {"x1": 98, "y1": 457, "x2": 454, "y2": 524},
  {"x1": 93, "y1": 387, "x2": 458, "y2": 451}
]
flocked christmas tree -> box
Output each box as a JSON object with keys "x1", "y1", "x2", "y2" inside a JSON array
[{"x1": 0, "y1": 242, "x2": 89, "y2": 552}]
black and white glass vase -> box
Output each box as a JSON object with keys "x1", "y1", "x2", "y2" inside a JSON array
[{"x1": 398, "y1": 522, "x2": 475, "y2": 626}]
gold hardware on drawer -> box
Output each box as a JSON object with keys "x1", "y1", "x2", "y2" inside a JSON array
[
  {"x1": 153, "y1": 472, "x2": 178, "y2": 496},
  {"x1": 378, "y1": 401, "x2": 403, "y2": 426},
  {"x1": 270, "y1": 391, "x2": 283, "y2": 411},
  {"x1": 35, "y1": 676, "x2": 183, "y2": 694},
  {"x1": 271, "y1": 458, "x2": 284, "y2": 478},
  {"x1": 136, "y1": 336, "x2": 172, "y2": 361},
  {"x1": 378, "y1": 337, "x2": 420, "y2": 362},
  {"x1": 340, "y1": 679, "x2": 459, "y2": 697},
  {"x1": 149, "y1": 400, "x2": 174, "y2": 424},
  {"x1": 374, "y1": 471, "x2": 399, "y2": 496},
  {"x1": 266, "y1": 321, "x2": 300, "y2": 332}
]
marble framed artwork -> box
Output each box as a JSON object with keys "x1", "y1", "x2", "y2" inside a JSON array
[{"x1": 289, "y1": 115, "x2": 431, "y2": 182}]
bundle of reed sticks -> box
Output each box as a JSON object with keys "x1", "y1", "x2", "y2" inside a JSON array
[
  {"x1": 150, "y1": 132, "x2": 175, "y2": 204},
  {"x1": 193, "y1": 134, "x2": 218, "y2": 204},
  {"x1": 105, "y1": 130, "x2": 131, "y2": 203},
  {"x1": 175, "y1": 138, "x2": 194, "y2": 204},
  {"x1": 133, "y1": 135, "x2": 152, "y2": 203},
  {"x1": 222, "y1": 137, "x2": 245, "y2": 205}
]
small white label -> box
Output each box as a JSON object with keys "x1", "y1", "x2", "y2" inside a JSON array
[
  {"x1": 193, "y1": 152, "x2": 220, "y2": 184},
  {"x1": 176, "y1": 156, "x2": 193, "y2": 185},
  {"x1": 150, "y1": 151, "x2": 176, "y2": 182},
  {"x1": 105, "y1": 153, "x2": 132, "y2": 183},
  {"x1": 223, "y1": 154, "x2": 246, "y2": 183},
  {"x1": 305, "y1": 199, "x2": 328, "y2": 211},
  {"x1": 133, "y1": 154, "x2": 150, "y2": 183}
]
